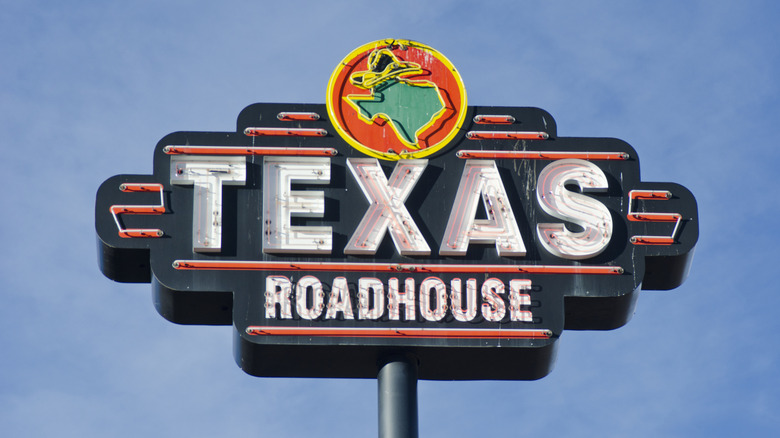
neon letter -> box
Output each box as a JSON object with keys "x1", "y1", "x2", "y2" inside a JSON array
[
  {"x1": 345, "y1": 158, "x2": 430, "y2": 256},
  {"x1": 170, "y1": 156, "x2": 246, "y2": 253},
  {"x1": 419, "y1": 277, "x2": 448, "y2": 322},
  {"x1": 536, "y1": 159, "x2": 612, "y2": 259},
  {"x1": 263, "y1": 157, "x2": 332, "y2": 254},
  {"x1": 509, "y1": 279, "x2": 533, "y2": 322},
  {"x1": 325, "y1": 277, "x2": 354, "y2": 320},
  {"x1": 440, "y1": 160, "x2": 526, "y2": 257},
  {"x1": 388, "y1": 277, "x2": 416, "y2": 321},
  {"x1": 358, "y1": 277, "x2": 385, "y2": 320},
  {"x1": 449, "y1": 278, "x2": 478, "y2": 322},
  {"x1": 296, "y1": 275, "x2": 325, "y2": 320},
  {"x1": 265, "y1": 276, "x2": 292, "y2": 319},
  {"x1": 481, "y1": 278, "x2": 506, "y2": 322}
]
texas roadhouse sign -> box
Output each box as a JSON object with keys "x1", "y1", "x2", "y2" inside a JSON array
[{"x1": 96, "y1": 39, "x2": 698, "y2": 381}]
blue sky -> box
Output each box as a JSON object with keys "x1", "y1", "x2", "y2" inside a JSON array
[{"x1": 2, "y1": 1, "x2": 778, "y2": 436}]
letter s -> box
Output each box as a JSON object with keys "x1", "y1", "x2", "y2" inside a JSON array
[{"x1": 536, "y1": 159, "x2": 612, "y2": 260}]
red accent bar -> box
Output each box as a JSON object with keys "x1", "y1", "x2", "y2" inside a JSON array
[
  {"x1": 456, "y1": 150, "x2": 629, "y2": 160},
  {"x1": 163, "y1": 145, "x2": 337, "y2": 156},
  {"x1": 111, "y1": 182, "x2": 165, "y2": 238},
  {"x1": 627, "y1": 189, "x2": 680, "y2": 246},
  {"x1": 119, "y1": 229, "x2": 164, "y2": 238},
  {"x1": 629, "y1": 190, "x2": 671, "y2": 200},
  {"x1": 277, "y1": 112, "x2": 320, "y2": 121},
  {"x1": 473, "y1": 115, "x2": 516, "y2": 124},
  {"x1": 630, "y1": 236, "x2": 675, "y2": 245},
  {"x1": 173, "y1": 260, "x2": 623, "y2": 275},
  {"x1": 466, "y1": 131, "x2": 549, "y2": 140},
  {"x1": 244, "y1": 127, "x2": 327, "y2": 137},
  {"x1": 119, "y1": 183, "x2": 163, "y2": 192},
  {"x1": 110, "y1": 205, "x2": 164, "y2": 215},
  {"x1": 628, "y1": 213, "x2": 681, "y2": 222},
  {"x1": 246, "y1": 326, "x2": 552, "y2": 339}
]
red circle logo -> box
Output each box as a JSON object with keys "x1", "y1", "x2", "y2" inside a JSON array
[{"x1": 326, "y1": 39, "x2": 468, "y2": 160}]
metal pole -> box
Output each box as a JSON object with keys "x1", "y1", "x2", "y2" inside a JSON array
[{"x1": 377, "y1": 354, "x2": 418, "y2": 438}]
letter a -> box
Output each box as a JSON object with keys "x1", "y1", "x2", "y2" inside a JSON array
[{"x1": 440, "y1": 160, "x2": 526, "y2": 256}]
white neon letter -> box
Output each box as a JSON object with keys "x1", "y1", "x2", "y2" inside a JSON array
[
  {"x1": 265, "y1": 276, "x2": 292, "y2": 319},
  {"x1": 295, "y1": 275, "x2": 325, "y2": 320},
  {"x1": 170, "y1": 156, "x2": 246, "y2": 253},
  {"x1": 325, "y1": 277, "x2": 354, "y2": 320},
  {"x1": 263, "y1": 156, "x2": 332, "y2": 254},
  {"x1": 450, "y1": 278, "x2": 478, "y2": 322},
  {"x1": 358, "y1": 277, "x2": 385, "y2": 320},
  {"x1": 345, "y1": 158, "x2": 430, "y2": 256},
  {"x1": 481, "y1": 278, "x2": 506, "y2": 322},
  {"x1": 440, "y1": 160, "x2": 526, "y2": 257},
  {"x1": 388, "y1": 277, "x2": 416, "y2": 321},
  {"x1": 419, "y1": 277, "x2": 448, "y2": 322},
  {"x1": 536, "y1": 159, "x2": 612, "y2": 259},
  {"x1": 509, "y1": 279, "x2": 533, "y2": 322}
]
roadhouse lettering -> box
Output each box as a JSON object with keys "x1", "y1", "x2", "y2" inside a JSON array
[{"x1": 265, "y1": 276, "x2": 534, "y2": 322}]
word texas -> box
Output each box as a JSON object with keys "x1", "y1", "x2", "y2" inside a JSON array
[{"x1": 171, "y1": 154, "x2": 616, "y2": 261}]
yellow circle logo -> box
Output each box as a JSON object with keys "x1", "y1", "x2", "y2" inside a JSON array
[{"x1": 326, "y1": 39, "x2": 468, "y2": 160}]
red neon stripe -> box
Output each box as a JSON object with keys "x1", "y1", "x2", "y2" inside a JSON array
[
  {"x1": 119, "y1": 183, "x2": 163, "y2": 192},
  {"x1": 173, "y1": 260, "x2": 623, "y2": 275},
  {"x1": 629, "y1": 190, "x2": 671, "y2": 200},
  {"x1": 244, "y1": 127, "x2": 327, "y2": 137},
  {"x1": 473, "y1": 115, "x2": 516, "y2": 124},
  {"x1": 630, "y1": 236, "x2": 675, "y2": 245},
  {"x1": 277, "y1": 112, "x2": 320, "y2": 121},
  {"x1": 627, "y1": 189, "x2": 681, "y2": 245},
  {"x1": 163, "y1": 145, "x2": 337, "y2": 156},
  {"x1": 119, "y1": 229, "x2": 163, "y2": 238},
  {"x1": 245, "y1": 326, "x2": 552, "y2": 339},
  {"x1": 110, "y1": 205, "x2": 165, "y2": 215},
  {"x1": 627, "y1": 213, "x2": 681, "y2": 222},
  {"x1": 466, "y1": 131, "x2": 549, "y2": 140},
  {"x1": 111, "y1": 182, "x2": 165, "y2": 238},
  {"x1": 456, "y1": 150, "x2": 629, "y2": 160}
]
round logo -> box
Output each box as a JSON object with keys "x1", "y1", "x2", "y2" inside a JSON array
[{"x1": 326, "y1": 39, "x2": 468, "y2": 160}]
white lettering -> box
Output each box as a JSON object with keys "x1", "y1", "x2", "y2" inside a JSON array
[
  {"x1": 440, "y1": 160, "x2": 527, "y2": 257},
  {"x1": 263, "y1": 276, "x2": 537, "y2": 324},
  {"x1": 263, "y1": 157, "x2": 332, "y2": 254},
  {"x1": 419, "y1": 277, "x2": 448, "y2": 321},
  {"x1": 170, "y1": 156, "x2": 246, "y2": 253},
  {"x1": 509, "y1": 279, "x2": 533, "y2": 322},
  {"x1": 265, "y1": 276, "x2": 293, "y2": 319},
  {"x1": 345, "y1": 158, "x2": 430, "y2": 256},
  {"x1": 450, "y1": 278, "x2": 478, "y2": 322},
  {"x1": 388, "y1": 277, "x2": 416, "y2": 321},
  {"x1": 325, "y1": 277, "x2": 354, "y2": 320},
  {"x1": 481, "y1": 278, "x2": 506, "y2": 322},
  {"x1": 296, "y1": 275, "x2": 325, "y2": 320},
  {"x1": 358, "y1": 277, "x2": 385, "y2": 320},
  {"x1": 536, "y1": 159, "x2": 612, "y2": 259}
]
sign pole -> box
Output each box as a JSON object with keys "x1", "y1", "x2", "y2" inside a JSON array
[{"x1": 378, "y1": 354, "x2": 419, "y2": 438}]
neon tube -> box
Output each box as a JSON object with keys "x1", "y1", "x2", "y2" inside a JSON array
[
  {"x1": 173, "y1": 260, "x2": 624, "y2": 275},
  {"x1": 473, "y1": 115, "x2": 516, "y2": 124},
  {"x1": 277, "y1": 112, "x2": 320, "y2": 121},
  {"x1": 466, "y1": 131, "x2": 549, "y2": 140},
  {"x1": 163, "y1": 145, "x2": 337, "y2": 156},
  {"x1": 244, "y1": 127, "x2": 327, "y2": 137},
  {"x1": 456, "y1": 150, "x2": 629, "y2": 160},
  {"x1": 245, "y1": 326, "x2": 552, "y2": 339}
]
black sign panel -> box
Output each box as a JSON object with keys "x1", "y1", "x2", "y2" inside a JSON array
[{"x1": 96, "y1": 102, "x2": 697, "y2": 380}]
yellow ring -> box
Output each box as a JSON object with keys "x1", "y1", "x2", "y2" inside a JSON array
[{"x1": 326, "y1": 39, "x2": 468, "y2": 161}]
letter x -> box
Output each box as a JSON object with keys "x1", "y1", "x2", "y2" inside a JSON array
[{"x1": 345, "y1": 158, "x2": 430, "y2": 256}]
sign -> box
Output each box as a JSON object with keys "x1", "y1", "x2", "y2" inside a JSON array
[{"x1": 96, "y1": 39, "x2": 698, "y2": 380}]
